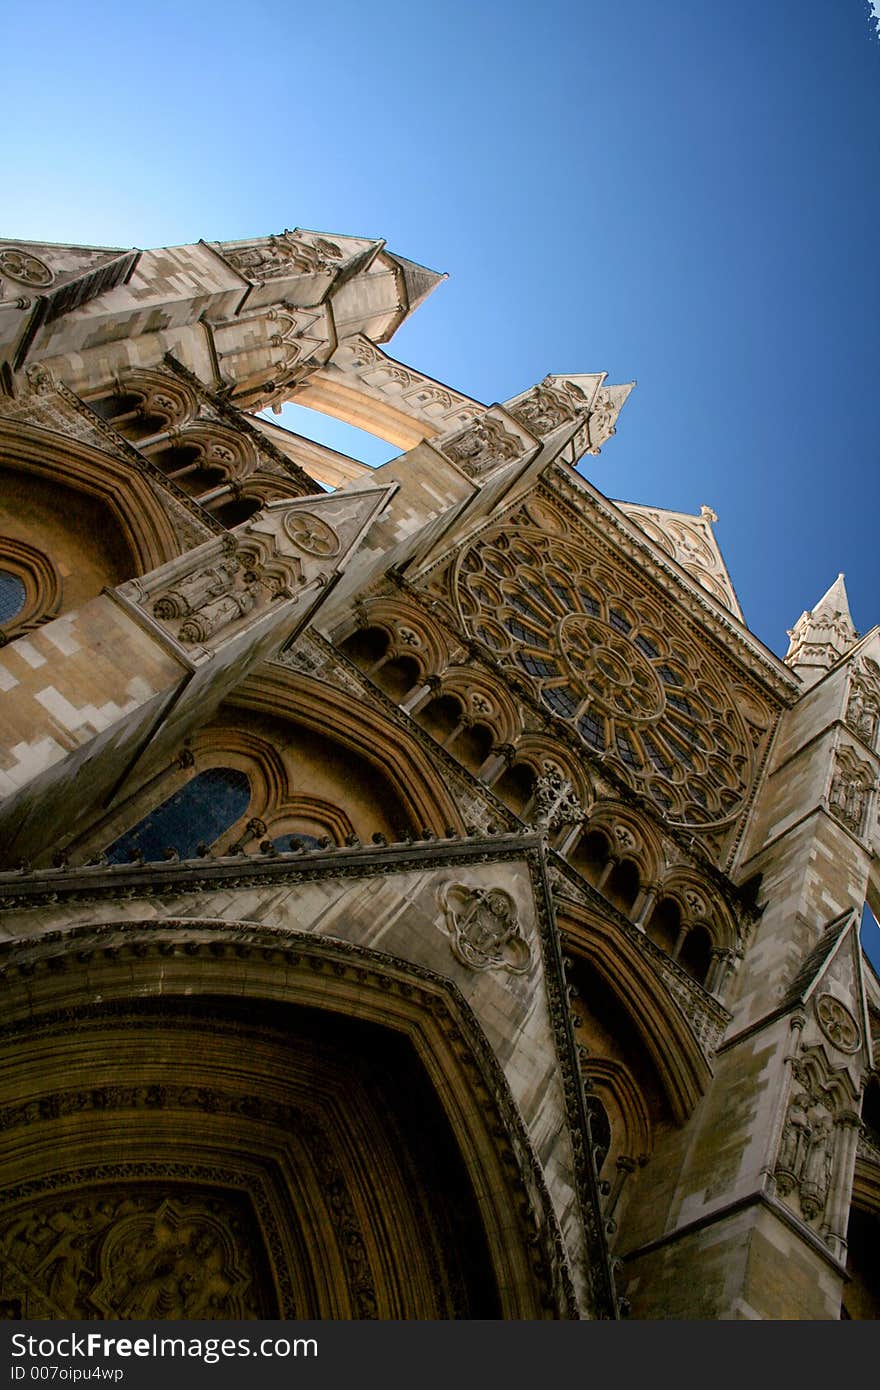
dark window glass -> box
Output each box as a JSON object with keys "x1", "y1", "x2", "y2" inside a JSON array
[
  {"x1": 543, "y1": 686, "x2": 578, "y2": 718},
  {"x1": 609, "y1": 609, "x2": 632, "y2": 634},
  {"x1": 106, "y1": 767, "x2": 251, "y2": 863},
  {"x1": 518, "y1": 654, "x2": 559, "y2": 678},
  {"x1": 616, "y1": 731, "x2": 640, "y2": 766},
  {"x1": 578, "y1": 712, "x2": 605, "y2": 749},
  {"x1": 0, "y1": 571, "x2": 26, "y2": 625},
  {"x1": 586, "y1": 1096, "x2": 612, "y2": 1172}
]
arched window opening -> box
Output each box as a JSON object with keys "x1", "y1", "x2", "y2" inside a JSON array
[
  {"x1": 586, "y1": 1096, "x2": 612, "y2": 1175},
  {"x1": 105, "y1": 767, "x2": 252, "y2": 863},
  {"x1": 646, "y1": 896, "x2": 681, "y2": 955},
  {"x1": 494, "y1": 761, "x2": 536, "y2": 816},
  {"x1": 373, "y1": 654, "x2": 421, "y2": 702},
  {"x1": 605, "y1": 859, "x2": 640, "y2": 916},
  {"x1": 90, "y1": 391, "x2": 166, "y2": 441},
  {"x1": 0, "y1": 569, "x2": 27, "y2": 625},
  {"x1": 678, "y1": 925, "x2": 713, "y2": 986},
  {"x1": 570, "y1": 828, "x2": 612, "y2": 885},
  {"x1": 211, "y1": 496, "x2": 262, "y2": 529},
  {"x1": 339, "y1": 625, "x2": 391, "y2": 672},
  {"x1": 450, "y1": 721, "x2": 494, "y2": 774},
  {"x1": 146, "y1": 444, "x2": 224, "y2": 497},
  {"x1": 416, "y1": 694, "x2": 463, "y2": 745},
  {"x1": 272, "y1": 832, "x2": 325, "y2": 852}
]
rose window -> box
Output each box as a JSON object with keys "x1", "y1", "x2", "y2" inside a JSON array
[{"x1": 453, "y1": 525, "x2": 754, "y2": 829}]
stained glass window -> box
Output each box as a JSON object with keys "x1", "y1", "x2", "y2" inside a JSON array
[
  {"x1": 0, "y1": 571, "x2": 26, "y2": 625},
  {"x1": 106, "y1": 767, "x2": 251, "y2": 863}
]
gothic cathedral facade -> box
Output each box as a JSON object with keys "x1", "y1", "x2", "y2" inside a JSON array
[{"x1": 0, "y1": 228, "x2": 877, "y2": 1319}]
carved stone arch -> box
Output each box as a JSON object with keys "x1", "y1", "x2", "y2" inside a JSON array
[
  {"x1": 436, "y1": 664, "x2": 521, "y2": 746},
  {"x1": 656, "y1": 869, "x2": 737, "y2": 951},
  {"x1": 340, "y1": 595, "x2": 453, "y2": 679},
  {"x1": 0, "y1": 921, "x2": 576, "y2": 1320},
  {"x1": 494, "y1": 737, "x2": 591, "y2": 823},
  {"x1": 266, "y1": 797, "x2": 357, "y2": 849},
  {"x1": 231, "y1": 667, "x2": 466, "y2": 838},
  {"x1": 559, "y1": 901, "x2": 712, "y2": 1122},
  {"x1": 577, "y1": 802, "x2": 663, "y2": 889},
  {"x1": 83, "y1": 368, "x2": 200, "y2": 437},
  {"x1": 0, "y1": 534, "x2": 62, "y2": 639},
  {"x1": 0, "y1": 419, "x2": 180, "y2": 576},
  {"x1": 149, "y1": 421, "x2": 260, "y2": 483},
  {"x1": 190, "y1": 722, "x2": 359, "y2": 849},
  {"x1": 584, "y1": 1058, "x2": 653, "y2": 1164},
  {"x1": 233, "y1": 469, "x2": 310, "y2": 504}
]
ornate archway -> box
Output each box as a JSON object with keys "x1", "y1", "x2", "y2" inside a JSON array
[{"x1": 0, "y1": 922, "x2": 575, "y2": 1320}]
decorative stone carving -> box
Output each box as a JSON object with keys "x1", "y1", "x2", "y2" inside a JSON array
[
  {"x1": 442, "y1": 416, "x2": 524, "y2": 477},
  {"x1": 0, "y1": 1190, "x2": 267, "y2": 1319},
  {"x1": 223, "y1": 231, "x2": 344, "y2": 280},
  {"x1": 439, "y1": 883, "x2": 531, "y2": 974},
  {"x1": 153, "y1": 550, "x2": 242, "y2": 621},
  {"x1": 532, "y1": 763, "x2": 587, "y2": 832},
  {"x1": 452, "y1": 518, "x2": 758, "y2": 831},
  {"x1": 588, "y1": 388, "x2": 617, "y2": 440},
  {"x1": 0, "y1": 247, "x2": 54, "y2": 286},
  {"x1": 25, "y1": 364, "x2": 57, "y2": 396},
  {"x1": 815, "y1": 994, "x2": 861, "y2": 1054},
  {"x1": 845, "y1": 658, "x2": 880, "y2": 748},
  {"x1": 510, "y1": 386, "x2": 574, "y2": 436},
  {"x1": 283, "y1": 511, "x2": 341, "y2": 557},
  {"x1": 776, "y1": 1089, "x2": 822, "y2": 1200},
  {"x1": 828, "y1": 746, "x2": 874, "y2": 837},
  {"x1": 561, "y1": 613, "x2": 665, "y2": 721},
  {"x1": 773, "y1": 1050, "x2": 861, "y2": 1243}
]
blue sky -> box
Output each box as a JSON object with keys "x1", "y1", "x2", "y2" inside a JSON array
[{"x1": 4, "y1": 1, "x2": 880, "y2": 956}]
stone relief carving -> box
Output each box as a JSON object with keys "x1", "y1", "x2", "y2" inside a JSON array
[
  {"x1": 442, "y1": 416, "x2": 524, "y2": 477},
  {"x1": 773, "y1": 1051, "x2": 862, "y2": 1247},
  {"x1": 153, "y1": 543, "x2": 262, "y2": 645},
  {"x1": 283, "y1": 511, "x2": 341, "y2": 558},
  {"x1": 439, "y1": 883, "x2": 532, "y2": 975},
  {"x1": 588, "y1": 388, "x2": 617, "y2": 442},
  {"x1": 815, "y1": 994, "x2": 861, "y2": 1054},
  {"x1": 0, "y1": 1191, "x2": 265, "y2": 1319},
  {"x1": 223, "y1": 231, "x2": 344, "y2": 280},
  {"x1": 828, "y1": 746, "x2": 875, "y2": 837},
  {"x1": 775, "y1": 1086, "x2": 832, "y2": 1217},
  {"x1": 0, "y1": 247, "x2": 54, "y2": 287},
  {"x1": 149, "y1": 536, "x2": 302, "y2": 647},
  {"x1": 845, "y1": 658, "x2": 880, "y2": 748},
  {"x1": 24, "y1": 364, "x2": 57, "y2": 395},
  {"x1": 510, "y1": 386, "x2": 575, "y2": 436},
  {"x1": 531, "y1": 763, "x2": 587, "y2": 832}
]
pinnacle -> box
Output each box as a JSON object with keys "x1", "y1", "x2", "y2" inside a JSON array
[{"x1": 811, "y1": 572, "x2": 855, "y2": 629}]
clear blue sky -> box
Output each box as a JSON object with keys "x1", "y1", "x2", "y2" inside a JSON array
[{"x1": 4, "y1": 1, "x2": 880, "y2": 953}]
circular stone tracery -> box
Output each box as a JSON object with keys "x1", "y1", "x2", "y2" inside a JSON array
[
  {"x1": 452, "y1": 520, "x2": 756, "y2": 830},
  {"x1": 559, "y1": 613, "x2": 664, "y2": 721}
]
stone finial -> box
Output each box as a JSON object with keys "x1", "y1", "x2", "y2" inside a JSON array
[{"x1": 784, "y1": 573, "x2": 858, "y2": 686}]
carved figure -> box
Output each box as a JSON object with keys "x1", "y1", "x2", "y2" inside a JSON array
[{"x1": 439, "y1": 883, "x2": 532, "y2": 974}]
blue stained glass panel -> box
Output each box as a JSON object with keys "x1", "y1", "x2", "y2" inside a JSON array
[
  {"x1": 105, "y1": 767, "x2": 251, "y2": 863},
  {"x1": 0, "y1": 571, "x2": 26, "y2": 624}
]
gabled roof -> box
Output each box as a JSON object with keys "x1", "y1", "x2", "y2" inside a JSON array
[{"x1": 611, "y1": 500, "x2": 743, "y2": 619}]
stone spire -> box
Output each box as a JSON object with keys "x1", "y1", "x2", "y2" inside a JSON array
[{"x1": 785, "y1": 573, "x2": 858, "y2": 685}]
